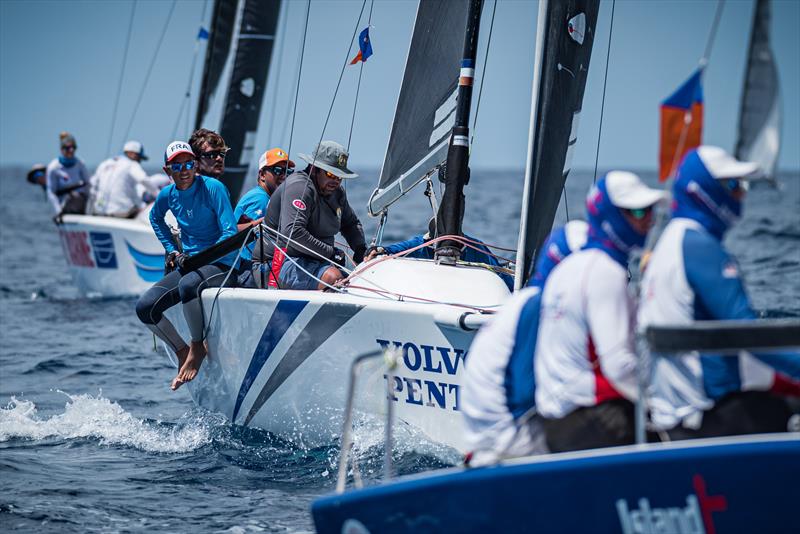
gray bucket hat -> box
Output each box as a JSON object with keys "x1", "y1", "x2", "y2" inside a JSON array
[{"x1": 298, "y1": 141, "x2": 358, "y2": 179}]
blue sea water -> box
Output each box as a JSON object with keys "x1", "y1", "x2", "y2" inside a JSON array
[{"x1": 1, "y1": 167, "x2": 798, "y2": 532}]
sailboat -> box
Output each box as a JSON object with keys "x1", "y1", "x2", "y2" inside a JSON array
[
  {"x1": 160, "y1": 0, "x2": 598, "y2": 452},
  {"x1": 55, "y1": 0, "x2": 280, "y2": 298},
  {"x1": 310, "y1": 1, "x2": 799, "y2": 531}
]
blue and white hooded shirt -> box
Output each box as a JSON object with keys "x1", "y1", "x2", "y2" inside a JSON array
[{"x1": 638, "y1": 148, "x2": 800, "y2": 430}]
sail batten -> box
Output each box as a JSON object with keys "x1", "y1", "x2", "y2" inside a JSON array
[
  {"x1": 369, "y1": 0, "x2": 470, "y2": 216},
  {"x1": 735, "y1": 0, "x2": 780, "y2": 180}
]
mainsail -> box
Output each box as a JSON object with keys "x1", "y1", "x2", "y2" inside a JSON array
[
  {"x1": 735, "y1": 0, "x2": 780, "y2": 179},
  {"x1": 196, "y1": 0, "x2": 282, "y2": 203},
  {"x1": 514, "y1": 0, "x2": 599, "y2": 289},
  {"x1": 195, "y1": 0, "x2": 237, "y2": 131},
  {"x1": 368, "y1": 0, "x2": 470, "y2": 216}
]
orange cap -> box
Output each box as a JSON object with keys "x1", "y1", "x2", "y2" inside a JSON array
[{"x1": 258, "y1": 148, "x2": 295, "y2": 170}]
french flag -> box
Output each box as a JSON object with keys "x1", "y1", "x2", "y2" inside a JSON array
[{"x1": 659, "y1": 68, "x2": 704, "y2": 182}]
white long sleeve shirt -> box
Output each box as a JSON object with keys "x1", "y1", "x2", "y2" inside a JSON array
[
  {"x1": 90, "y1": 156, "x2": 159, "y2": 216},
  {"x1": 535, "y1": 249, "x2": 639, "y2": 419},
  {"x1": 46, "y1": 158, "x2": 89, "y2": 214}
]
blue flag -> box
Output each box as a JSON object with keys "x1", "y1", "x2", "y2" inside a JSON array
[
  {"x1": 350, "y1": 27, "x2": 373, "y2": 65},
  {"x1": 197, "y1": 27, "x2": 210, "y2": 40}
]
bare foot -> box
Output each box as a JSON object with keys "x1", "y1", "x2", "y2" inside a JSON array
[
  {"x1": 173, "y1": 341, "x2": 207, "y2": 389},
  {"x1": 176, "y1": 345, "x2": 190, "y2": 369}
]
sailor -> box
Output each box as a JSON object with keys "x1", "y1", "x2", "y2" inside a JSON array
[
  {"x1": 234, "y1": 147, "x2": 295, "y2": 287},
  {"x1": 135, "y1": 141, "x2": 240, "y2": 390},
  {"x1": 639, "y1": 146, "x2": 800, "y2": 439},
  {"x1": 26, "y1": 164, "x2": 47, "y2": 190},
  {"x1": 46, "y1": 132, "x2": 90, "y2": 219},
  {"x1": 365, "y1": 218, "x2": 515, "y2": 290},
  {"x1": 189, "y1": 128, "x2": 228, "y2": 180},
  {"x1": 252, "y1": 141, "x2": 366, "y2": 290},
  {"x1": 461, "y1": 223, "x2": 586, "y2": 465},
  {"x1": 88, "y1": 140, "x2": 160, "y2": 218},
  {"x1": 527, "y1": 220, "x2": 589, "y2": 288},
  {"x1": 535, "y1": 171, "x2": 666, "y2": 452}
]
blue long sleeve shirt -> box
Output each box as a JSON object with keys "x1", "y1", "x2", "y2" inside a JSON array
[{"x1": 150, "y1": 175, "x2": 239, "y2": 267}]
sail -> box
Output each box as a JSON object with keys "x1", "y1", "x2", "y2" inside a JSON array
[
  {"x1": 368, "y1": 0, "x2": 470, "y2": 216},
  {"x1": 514, "y1": 0, "x2": 599, "y2": 289},
  {"x1": 215, "y1": 0, "x2": 282, "y2": 202},
  {"x1": 735, "y1": 0, "x2": 780, "y2": 180},
  {"x1": 195, "y1": 0, "x2": 238, "y2": 130}
]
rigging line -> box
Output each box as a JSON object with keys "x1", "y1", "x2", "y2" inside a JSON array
[
  {"x1": 267, "y1": 0, "x2": 289, "y2": 145},
  {"x1": 346, "y1": 0, "x2": 374, "y2": 153},
  {"x1": 701, "y1": 0, "x2": 725, "y2": 65},
  {"x1": 107, "y1": 0, "x2": 137, "y2": 155},
  {"x1": 562, "y1": 185, "x2": 570, "y2": 221},
  {"x1": 123, "y1": 0, "x2": 178, "y2": 142},
  {"x1": 592, "y1": 0, "x2": 615, "y2": 184},
  {"x1": 285, "y1": 0, "x2": 367, "y2": 249},
  {"x1": 172, "y1": 0, "x2": 210, "y2": 139},
  {"x1": 286, "y1": 0, "x2": 311, "y2": 161},
  {"x1": 470, "y1": 0, "x2": 497, "y2": 145}
]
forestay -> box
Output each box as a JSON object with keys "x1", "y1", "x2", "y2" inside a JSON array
[
  {"x1": 368, "y1": 0, "x2": 470, "y2": 216},
  {"x1": 734, "y1": 0, "x2": 780, "y2": 180},
  {"x1": 514, "y1": 0, "x2": 599, "y2": 289}
]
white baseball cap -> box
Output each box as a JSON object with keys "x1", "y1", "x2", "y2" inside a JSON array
[
  {"x1": 696, "y1": 145, "x2": 762, "y2": 180},
  {"x1": 123, "y1": 140, "x2": 148, "y2": 161},
  {"x1": 605, "y1": 171, "x2": 667, "y2": 209},
  {"x1": 164, "y1": 141, "x2": 195, "y2": 163}
]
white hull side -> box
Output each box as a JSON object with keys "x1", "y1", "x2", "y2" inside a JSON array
[
  {"x1": 163, "y1": 259, "x2": 511, "y2": 453},
  {"x1": 58, "y1": 214, "x2": 165, "y2": 298}
]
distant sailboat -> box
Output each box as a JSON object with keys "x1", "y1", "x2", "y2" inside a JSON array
[{"x1": 56, "y1": 0, "x2": 280, "y2": 297}]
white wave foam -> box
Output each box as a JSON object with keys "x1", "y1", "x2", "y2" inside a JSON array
[{"x1": 0, "y1": 393, "x2": 211, "y2": 453}]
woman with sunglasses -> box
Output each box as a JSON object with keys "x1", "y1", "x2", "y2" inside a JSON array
[
  {"x1": 46, "y1": 131, "x2": 90, "y2": 217},
  {"x1": 534, "y1": 171, "x2": 666, "y2": 453},
  {"x1": 135, "y1": 141, "x2": 240, "y2": 391},
  {"x1": 639, "y1": 146, "x2": 800, "y2": 439}
]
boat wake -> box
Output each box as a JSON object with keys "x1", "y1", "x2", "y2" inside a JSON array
[{"x1": 0, "y1": 393, "x2": 212, "y2": 453}]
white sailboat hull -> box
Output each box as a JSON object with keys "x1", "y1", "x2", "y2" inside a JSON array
[
  {"x1": 58, "y1": 214, "x2": 165, "y2": 298},
  {"x1": 164, "y1": 258, "x2": 511, "y2": 452}
]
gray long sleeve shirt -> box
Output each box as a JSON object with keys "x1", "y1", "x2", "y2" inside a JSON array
[{"x1": 255, "y1": 171, "x2": 365, "y2": 263}]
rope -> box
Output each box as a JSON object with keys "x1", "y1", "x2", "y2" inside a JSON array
[
  {"x1": 470, "y1": 0, "x2": 497, "y2": 145},
  {"x1": 123, "y1": 0, "x2": 178, "y2": 142},
  {"x1": 107, "y1": 0, "x2": 137, "y2": 155},
  {"x1": 267, "y1": 0, "x2": 289, "y2": 145},
  {"x1": 285, "y1": 0, "x2": 311, "y2": 160},
  {"x1": 592, "y1": 0, "x2": 615, "y2": 185},
  {"x1": 702, "y1": 0, "x2": 725, "y2": 65},
  {"x1": 347, "y1": 1, "x2": 374, "y2": 152}
]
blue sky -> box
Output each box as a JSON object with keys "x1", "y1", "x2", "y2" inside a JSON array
[{"x1": 1, "y1": 0, "x2": 798, "y2": 172}]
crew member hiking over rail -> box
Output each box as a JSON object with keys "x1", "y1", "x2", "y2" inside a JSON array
[{"x1": 135, "y1": 141, "x2": 240, "y2": 390}]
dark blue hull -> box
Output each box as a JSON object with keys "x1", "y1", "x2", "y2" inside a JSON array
[{"x1": 312, "y1": 435, "x2": 800, "y2": 533}]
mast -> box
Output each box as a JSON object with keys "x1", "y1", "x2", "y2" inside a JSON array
[
  {"x1": 734, "y1": 0, "x2": 780, "y2": 180},
  {"x1": 434, "y1": 0, "x2": 483, "y2": 262},
  {"x1": 513, "y1": 0, "x2": 600, "y2": 289},
  {"x1": 216, "y1": 0, "x2": 282, "y2": 203}
]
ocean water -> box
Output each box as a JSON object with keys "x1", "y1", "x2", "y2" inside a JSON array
[{"x1": 1, "y1": 167, "x2": 798, "y2": 532}]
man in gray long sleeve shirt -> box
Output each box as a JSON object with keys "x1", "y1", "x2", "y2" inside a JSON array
[{"x1": 253, "y1": 141, "x2": 366, "y2": 290}]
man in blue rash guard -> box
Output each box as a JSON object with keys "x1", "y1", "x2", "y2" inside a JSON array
[
  {"x1": 365, "y1": 218, "x2": 514, "y2": 290},
  {"x1": 639, "y1": 146, "x2": 800, "y2": 439},
  {"x1": 135, "y1": 141, "x2": 240, "y2": 391},
  {"x1": 234, "y1": 148, "x2": 294, "y2": 287}
]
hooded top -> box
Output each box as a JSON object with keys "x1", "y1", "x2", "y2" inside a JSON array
[{"x1": 583, "y1": 175, "x2": 646, "y2": 267}]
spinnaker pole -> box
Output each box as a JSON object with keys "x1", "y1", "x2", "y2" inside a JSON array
[{"x1": 434, "y1": 0, "x2": 483, "y2": 263}]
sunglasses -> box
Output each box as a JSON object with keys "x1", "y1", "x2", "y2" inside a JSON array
[
  {"x1": 722, "y1": 178, "x2": 743, "y2": 193},
  {"x1": 267, "y1": 165, "x2": 294, "y2": 176},
  {"x1": 322, "y1": 170, "x2": 341, "y2": 180},
  {"x1": 624, "y1": 206, "x2": 653, "y2": 220},
  {"x1": 199, "y1": 149, "x2": 229, "y2": 160},
  {"x1": 169, "y1": 160, "x2": 196, "y2": 172},
  {"x1": 62, "y1": 145, "x2": 76, "y2": 151}
]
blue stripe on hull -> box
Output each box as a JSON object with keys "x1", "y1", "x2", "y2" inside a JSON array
[{"x1": 232, "y1": 299, "x2": 309, "y2": 422}]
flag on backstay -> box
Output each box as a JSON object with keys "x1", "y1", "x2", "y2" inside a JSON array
[
  {"x1": 197, "y1": 27, "x2": 210, "y2": 40},
  {"x1": 350, "y1": 27, "x2": 373, "y2": 65},
  {"x1": 659, "y1": 67, "x2": 704, "y2": 181}
]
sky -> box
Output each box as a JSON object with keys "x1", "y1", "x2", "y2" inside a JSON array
[{"x1": 1, "y1": 0, "x2": 798, "y2": 175}]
